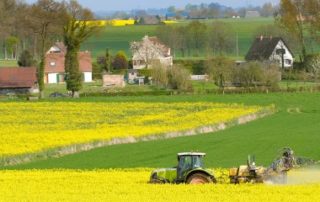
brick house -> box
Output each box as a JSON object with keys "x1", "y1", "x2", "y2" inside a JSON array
[{"x1": 45, "y1": 42, "x2": 93, "y2": 84}]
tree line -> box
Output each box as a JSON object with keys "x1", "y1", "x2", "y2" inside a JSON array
[
  {"x1": 167, "y1": 2, "x2": 277, "y2": 19},
  {"x1": 155, "y1": 21, "x2": 235, "y2": 58},
  {"x1": 0, "y1": 0, "x2": 100, "y2": 98},
  {"x1": 110, "y1": 2, "x2": 277, "y2": 20}
]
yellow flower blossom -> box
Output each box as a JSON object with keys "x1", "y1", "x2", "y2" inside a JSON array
[
  {"x1": 0, "y1": 102, "x2": 266, "y2": 156},
  {"x1": 0, "y1": 169, "x2": 318, "y2": 202}
]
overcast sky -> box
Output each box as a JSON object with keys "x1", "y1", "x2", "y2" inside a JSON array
[{"x1": 25, "y1": 0, "x2": 279, "y2": 11}]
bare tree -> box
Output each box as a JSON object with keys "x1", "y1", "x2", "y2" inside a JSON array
[
  {"x1": 26, "y1": 0, "x2": 67, "y2": 98},
  {"x1": 0, "y1": 0, "x2": 17, "y2": 60},
  {"x1": 207, "y1": 21, "x2": 235, "y2": 56},
  {"x1": 186, "y1": 21, "x2": 207, "y2": 56}
]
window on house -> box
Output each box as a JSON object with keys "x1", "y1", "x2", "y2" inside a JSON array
[
  {"x1": 50, "y1": 62, "x2": 56, "y2": 67},
  {"x1": 285, "y1": 59, "x2": 292, "y2": 65},
  {"x1": 276, "y1": 49, "x2": 286, "y2": 55}
]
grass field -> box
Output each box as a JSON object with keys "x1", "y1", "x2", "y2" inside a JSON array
[
  {"x1": 82, "y1": 18, "x2": 274, "y2": 59},
  {"x1": 32, "y1": 80, "x2": 320, "y2": 98},
  {"x1": 0, "y1": 60, "x2": 17, "y2": 67},
  {"x1": 6, "y1": 92, "x2": 320, "y2": 170}
]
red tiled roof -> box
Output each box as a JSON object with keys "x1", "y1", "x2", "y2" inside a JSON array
[
  {"x1": 0, "y1": 67, "x2": 37, "y2": 88},
  {"x1": 45, "y1": 51, "x2": 92, "y2": 73}
]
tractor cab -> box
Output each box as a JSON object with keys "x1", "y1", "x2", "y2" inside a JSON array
[
  {"x1": 149, "y1": 152, "x2": 215, "y2": 184},
  {"x1": 176, "y1": 152, "x2": 206, "y2": 181}
]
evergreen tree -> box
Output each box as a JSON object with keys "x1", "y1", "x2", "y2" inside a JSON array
[
  {"x1": 112, "y1": 51, "x2": 128, "y2": 70},
  {"x1": 18, "y1": 50, "x2": 35, "y2": 67}
]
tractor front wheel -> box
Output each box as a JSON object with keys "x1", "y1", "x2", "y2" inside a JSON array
[{"x1": 186, "y1": 173, "x2": 213, "y2": 184}]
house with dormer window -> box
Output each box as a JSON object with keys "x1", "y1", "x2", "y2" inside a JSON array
[{"x1": 45, "y1": 42, "x2": 93, "y2": 84}]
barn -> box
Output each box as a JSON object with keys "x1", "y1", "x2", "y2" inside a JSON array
[{"x1": 0, "y1": 67, "x2": 38, "y2": 94}]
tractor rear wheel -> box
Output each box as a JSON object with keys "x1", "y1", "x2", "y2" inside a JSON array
[{"x1": 186, "y1": 173, "x2": 213, "y2": 184}]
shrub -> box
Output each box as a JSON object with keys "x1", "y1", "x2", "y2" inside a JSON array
[
  {"x1": 205, "y1": 56, "x2": 234, "y2": 87},
  {"x1": 151, "y1": 63, "x2": 192, "y2": 91},
  {"x1": 138, "y1": 69, "x2": 152, "y2": 77},
  {"x1": 304, "y1": 54, "x2": 320, "y2": 81},
  {"x1": 234, "y1": 62, "x2": 281, "y2": 88},
  {"x1": 167, "y1": 65, "x2": 192, "y2": 91},
  {"x1": 151, "y1": 63, "x2": 168, "y2": 88},
  {"x1": 92, "y1": 62, "x2": 102, "y2": 80},
  {"x1": 18, "y1": 50, "x2": 36, "y2": 67},
  {"x1": 174, "y1": 60, "x2": 206, "y2": 75},
  {"x1": 206, "y1": 57, "x2": 281, "y2": 89},
  {"x1": 112, "y1": 51, "x2": 128, "y2": 70}
]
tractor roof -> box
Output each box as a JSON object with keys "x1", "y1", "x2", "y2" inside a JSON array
[{"x1": 178, "y1": 152, "x2": 206, "y2": 157}]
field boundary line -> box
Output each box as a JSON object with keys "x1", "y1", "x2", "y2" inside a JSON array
[{"x1": 0, "y1": 106, "x2": 276, "y2": 167}]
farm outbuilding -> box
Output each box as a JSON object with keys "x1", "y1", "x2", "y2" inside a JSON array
[
  {"x1": 245, "y1": 11, "x2": 261, "y2": 18},
  {"x1": 103, "y1": 74, "x2": 125, "y2": 88},
  {"x1": 0, "y1": 67, "x2": 38, "y2": 94}
]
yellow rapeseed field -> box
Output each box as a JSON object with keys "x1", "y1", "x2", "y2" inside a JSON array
[
  {"x1": 163, "y1": 20, "x2": 178, "y2": 24},
  {"x1": 110, "y1": 19, "x2": 135, "y2": 26},
  {"x1": 0, "y1": 102, "x2": 265, "y2": 157},
  {"x1": 0, "y1": 169, "x2": 319, "y2": 202}
]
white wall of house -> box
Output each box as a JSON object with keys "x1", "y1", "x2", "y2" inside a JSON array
[
  {"x1": 83, "y1": 72, "x2": 92, "y2": 83},
  {"x1": 47, "y1": 72, "x2": 92, "y2": 83},
  {"x1": 128, "y1": 71, "x2": 138, "y2": 82},
  {"x1": 48, "y1": 73, "x2": 58, "y2": 84},
  {"x1": 269, "y1": 40, "x2": 294, "y2": 68}
]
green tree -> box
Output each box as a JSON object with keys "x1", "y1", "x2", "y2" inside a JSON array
[
  {"x1": 207, "y1": 22, "x2": 235, "y2": 56},
  {"x1": 151, "y1": 62, "x2": 168, "y2": 88},
  {"x1": 186, "y1": 21, "x2": 207, "y2": 56},
  {"x1": 112, "y1": 51, "x2": 128, "y2": 70},
  {"x1": 305, "y1": 0, "x2": 320, "y2": 44},
  {"x1": 205, "y1": 56, "x2": 234, "y2": 89},
  {"x1": 167, "y1": 65, "x2": 192, "y2": 91},
  {"x1": 277, "y1": 0, "x2": 308, "y2": 62},
  {"x1": 97, "y1": 49, "x2": 112, "y2": 73},
  {"x1": 18, "y1": 50, "x2": 35, "y2": 67},
  {"x1": 27, "y1": 0, "x2": 66, "y2": 98},
  {"x1": 5, "y1": 36, "x2": 19, "y2": 59},
  {"x1": 105, "y1": 48, "x2": 112, "y2": 72},
  {"x1": 0, "y1": 0, "x2": 17, "y2": 60},
  {"x1": 261, "y1": 3, "x2": 275, "y2": 17},
  {"x1": 63, "y1": 0, "x2": 100, "y2": 98}
]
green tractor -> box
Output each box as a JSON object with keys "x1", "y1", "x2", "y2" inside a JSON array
[{"x1": 149, "y1": 152, "x2": 216, "y2": 184}]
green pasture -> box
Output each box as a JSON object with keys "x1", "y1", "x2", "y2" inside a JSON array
[
  {"x1": 8, "y1": 92, "x2": 320, "y2": 170},
  {"x1": 0, "y1": 60, "x2": 17, "y2": 67},
  {"x1": 81, "y1": 18, "x2": 274, "y2": 59}
]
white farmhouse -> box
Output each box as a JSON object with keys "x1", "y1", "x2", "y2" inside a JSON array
[
  {"x1": 245, "y1": 36, "x2": 294, "y2": 68},
  {"x1": 131, "y1": 36, "x2": 173, "y2": 69}
]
